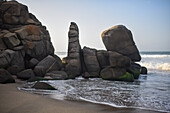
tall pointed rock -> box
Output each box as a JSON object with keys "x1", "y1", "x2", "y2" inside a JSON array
[{"x1": 64, "y1": 22, "x2": 82, "y2": 78}]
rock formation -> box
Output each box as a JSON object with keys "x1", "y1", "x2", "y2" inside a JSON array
[
  {"x1": 62, "y1": 23, "x2": 146, "y2": 82},
  {"x1": 0, "y1": 1, "x2": 64, "y2": 83},
  {"x1": 0, "y1": 1, "x2": 147, "y2": 84},
  {"x1": 82, "y1": 47, "x2": 101, "y2": 78},
  {"x1": 64, "y1": 22, "x2": 82, "y2": 78},
  {"x1": 101, "y1": 25, "x2": 141, "y2": 62}
]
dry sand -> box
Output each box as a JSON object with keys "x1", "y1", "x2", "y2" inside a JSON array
[{"x1": 0, "y1": 79, "x2": 162, "y2": 113}]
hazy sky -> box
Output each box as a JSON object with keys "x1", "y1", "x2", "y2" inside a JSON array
[{"x1": 18, "y1": 0, "x2": 170, "y2": 52}]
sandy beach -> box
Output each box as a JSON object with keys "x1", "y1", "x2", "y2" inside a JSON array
[{"x1": 0, "y1": 79, "x2": 163, "y2": 113}]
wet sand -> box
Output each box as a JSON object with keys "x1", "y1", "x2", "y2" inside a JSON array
[{"x1": 0, "y1": 79, "x2": 162, "y2": 113}]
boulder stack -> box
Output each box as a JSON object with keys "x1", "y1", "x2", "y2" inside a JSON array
[
  {"x1": 98, "y1": 25, "x2": 143, "y2": 82},
  {"x1": 0, "y1": 1, "x2": 147, "y2": 83},
  {"x1": 0, "y1": 1, "x2": 64, "y2": 83},
  {"x1": 63, "y1": 24, "x2": 146, "y2": 82},
  {"x1": 64, "y1": 22, "x2": 82, "y2": 78}
]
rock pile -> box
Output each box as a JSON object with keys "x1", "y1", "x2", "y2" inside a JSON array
[
  {"x1": 0, "y1": 1, "x2": 64, "y2": 83},
  {"x1": 63, "y1": 24, "x2": 147, "y2": 82},
  {"x1": 0, "y1": 1, "x2": 147, "y2": 84}
]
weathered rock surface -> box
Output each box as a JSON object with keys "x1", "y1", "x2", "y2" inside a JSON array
[
  {"x1": 97, "y1": 50, "x2": 130, "y2": 68},
  {"x1": 15, "y1": 25, "x2": 54, "y2": 60},
  {"x1": 7, "y1": 65, "x2": 23, "y2": 75},
  {"x1": 96, "y1": 50, "x2": 110, "y2": 69},
  {"x1": 17, "y1": 69, "x2": 35, "y2": 80},
  {"x1": 64, "y1": 22, "x2": 82, "y2": 78},
  {"x1": 0, "y1": 49, "x2": 15, "y2": 68},
  {"x1": 28, "y1": 58, "x2": 39, "y2": 69},
  {"x1": 0, "y1": 1, "x2": 147, "y2": 83},
  {"x1": 32, "y1": 82, "x2": 56, "y2": 90},
  {"x1": 0, "y1": 68, "x2": 15, "y2": 83},
  {"x1": 0, "y1": 31, "x2": 7, "y2": 50},
  {"x1": 101, "y1": 67, "x2": 134, "y2": 82},
  {"x1": 0, "y1": 1, "x2": 58, "y2": 83},
  {"x1": 34, "y1": 55, "x2": 62, "y2": 77},
  {"x1": 0, "y1": 1, "x2": 29, "y2": 26},
  {"x1": 2, "y1": 32, "x2": 20, "y2": 49},
  {"x1": 102, "y1": 25, "x2": 141, "y2": 61},
  {"x1": 127, "y1": 62, "x2": 141, "y2": 79},
  {"x1": 83, "y1": 47, "x2": 101, "y2": 77}
]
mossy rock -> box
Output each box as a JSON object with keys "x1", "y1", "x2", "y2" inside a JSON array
[
  {"x1": 32, "y1": 82, "x2": 56, "y2": 90},
  {"x1": 128, "y1": 70, "x2": 140, "y2": 79},
  {"x1": 119, "y1": 72, "x2": 134, "y2": 82}
]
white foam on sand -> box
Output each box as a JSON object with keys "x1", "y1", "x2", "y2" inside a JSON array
[{"x1": 79, "y1": 97, "x2": 169, "y2": 113}]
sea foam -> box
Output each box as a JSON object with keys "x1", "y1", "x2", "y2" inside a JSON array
[
  {"x1": 141, "y1": 55, "x2": 170, "y2": 58},
  {"x1": 139, "y1": 62, "x2": 170, "y2": 71}
]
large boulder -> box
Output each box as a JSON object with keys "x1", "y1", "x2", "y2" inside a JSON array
[
  {"x1": 10, "y1": 50, "x2": 25, "y2": 70},
  {"x1": 34, "y1": 55, "x2": 62, "y2": 77},
  {"x1": 2, "y1": 32, "x2": 20, "y2": 49},
  {"x1": 0, "y1": 49, "x2": 24, "y2": 70},
  {"x1": 15, "y1": 25, "x2": 54, "y2": 60},
  {"x1": 0, "y1": 49, "x2": 15, "y2": 68},
  {"x1": 17, "y1": 69, "x2": 35, "y2": 80},
  {"x1": 101, "y1": 25, "x2": 141, "y2": 61},
  {"x1": 83, "y1": 46, "x2": 101, "y2": 77},
  {"x1": 0, "y1": 68, "x2": 15, "y2": 83},
  {"x1": 100, "y1": 67, "x2": 134, "y2": 82},
  {"x1": 28, "y1": 58, "x2": 39, "y2": 69},
  {"x1": 96, "y1": 50, "x2": 109, "y2": 69},
  {"x1": 109, "y1": 51, "x2": 131, "y2": 67},
  {"x1": 97, "y1": 50, "x2": 130, "y2": 68},
  {"x1": 64, "y1": 22, "x2": 82, "y2": 78}
]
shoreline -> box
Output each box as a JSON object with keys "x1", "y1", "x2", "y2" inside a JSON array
[{"x1": 0, "y1": 79, "x2": 164, "y2": 113}]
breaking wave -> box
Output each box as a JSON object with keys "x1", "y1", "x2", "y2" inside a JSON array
[
  {"x1": 141, "y1": 55, "x2": 170, "y2": 58},
  {"x1": 139, "y1": 62, "x2": 170, "y2": 71}
]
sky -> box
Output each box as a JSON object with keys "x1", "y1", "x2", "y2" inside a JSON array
[{"x1": 18, "y1": 0, "x2": 170, "y2": 52}]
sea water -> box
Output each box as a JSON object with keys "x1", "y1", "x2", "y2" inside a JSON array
[{"x1": 19, "y1": 52, "x2": 170, "y2": 112}]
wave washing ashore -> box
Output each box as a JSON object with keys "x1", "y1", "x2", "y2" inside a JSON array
[
  {"x1": 0, "y1": 1, "x2": 169, "y2": 113},
  {"x1": 19, "y1": 52, "x2": 170, "y2": 113}
]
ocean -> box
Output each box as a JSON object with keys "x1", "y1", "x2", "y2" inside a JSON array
[{"x1": 19, "y1": 52, "x2": 170, "y2": 112}]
